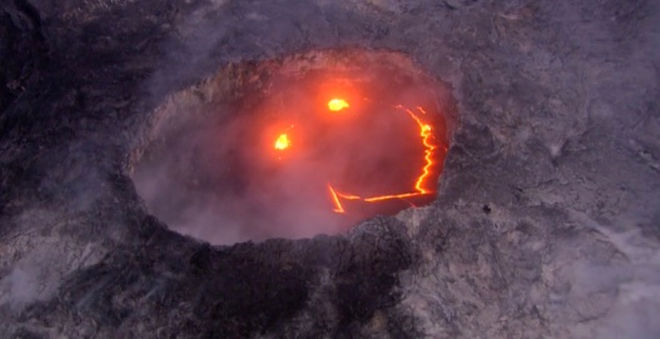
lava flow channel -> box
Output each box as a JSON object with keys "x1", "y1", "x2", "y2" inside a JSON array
[{"x1": 328, "y1": 105, "x2": 438, "y2": 213}]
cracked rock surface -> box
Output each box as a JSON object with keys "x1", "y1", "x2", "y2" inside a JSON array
[{"x1": 1, "y1": 0, "x2": 659, "y2": 337}]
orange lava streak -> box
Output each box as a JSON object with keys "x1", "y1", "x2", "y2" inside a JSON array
[
  {"x1": 416, "y1": 106, "x2": 428, "y2": 115},
  {"x1": 328, "y1": 105, "x2": 438, "y2": 213},
  {"x1": 328, "y1": 184, "x2": 346, "y2": 213},
  {"x1": 363, "y1": 192, "x2": 424, "y2": 202},
  {"x1": 405, "y1": 108, "x2": 436, "y2": 195},
  {"x1": 336, "y1": 192, "x2": 362, "y2": 200}
]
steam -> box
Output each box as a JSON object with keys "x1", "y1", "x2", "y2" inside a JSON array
[{"x1": 132, "y1": 50, "x2": 450, "y2": 245}]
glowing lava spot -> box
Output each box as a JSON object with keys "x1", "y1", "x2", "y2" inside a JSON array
[
  {"x1": 274, "y1": 133, "x2": 290, "y2": 150},
  {"x1": 328, "y1": 98, "x2": 350, "y2": 112}
]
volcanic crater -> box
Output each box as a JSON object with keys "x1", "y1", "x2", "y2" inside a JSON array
[
  {"x1": 132, "y1": 49, "x2": 456, "y2": 244},
  {"x1": 1, "y1": 0, "x2": 658, "y2": 338}
]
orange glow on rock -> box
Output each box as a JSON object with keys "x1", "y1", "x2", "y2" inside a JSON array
[
  {"x1": 274, "y1": 133, "x2": 290, "y2": 151},
  {"x1": 327, "y1": 98, "x2": 350, "y2": 112}
]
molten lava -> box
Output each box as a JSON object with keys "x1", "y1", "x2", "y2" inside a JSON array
[
  {"x1": 274, "y1": 133, "x2": 290, "y2": 151},
  {"x1": 328, "y1": 98, "x2": 350, "y2": 112},
  {"x1": 326, "y1": 105, "x2": 438, "y2": 213},
  {"x1": 405, "y1": 107, "x2": 436, "y2": 195},
  {"x1": 328, "y1": 184, "x2": 346, "y2": 213}
]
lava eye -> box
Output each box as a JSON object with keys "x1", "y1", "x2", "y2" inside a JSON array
[
  {"x1": 327, "y1": 98, "x2": 350, "y2": 112},
  {"x1": 274, "y1": 133, "x2": 290, "y2": 151}
]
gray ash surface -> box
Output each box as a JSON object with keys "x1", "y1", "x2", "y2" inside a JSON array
[{"x1": 1, "y1": 0, "x2": 659, "y2": 338}]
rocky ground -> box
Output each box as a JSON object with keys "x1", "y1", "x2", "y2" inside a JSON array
[{"x1": 1, "y1": 0, "x2": 659, "y2": 337}]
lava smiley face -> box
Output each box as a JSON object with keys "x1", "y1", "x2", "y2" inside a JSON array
[
  {"x1": 133, "y1": 50, "x2": 454, "y2": 244},
  {"x1": 250, "y1": 57, "x2": 451, "y2": 228}
]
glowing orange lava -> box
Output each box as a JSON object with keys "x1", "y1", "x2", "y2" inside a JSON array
[
  {"x1": 327, "y1": 105, "x2": 438, "y2": 212},
  {"x1": 328, "y1": 184, "x2": 346, "y2": 213},
  {"x1": 274, "y1": 133, "x2": 290, "y2": 150},
  {"x1": 328, "y1": 98, "x2": 350, "y2": 112},
  {"x1": 405, "y1": 107, "x2": 435, "y2": 195}
]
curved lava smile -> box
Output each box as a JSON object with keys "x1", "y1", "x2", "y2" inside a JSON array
[{"x1": 270, "y1": 97, "x2": 441, "y2": 215}]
